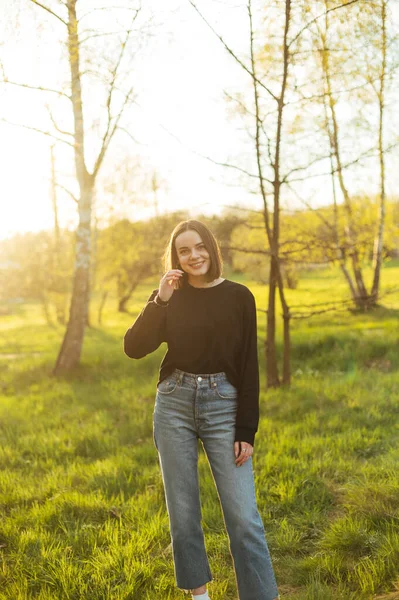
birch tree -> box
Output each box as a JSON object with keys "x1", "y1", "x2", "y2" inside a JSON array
[
  {"x1": 2, "y1": 0, "x2": 145, "y2": 372},
  {"x1": 368, "y1": 0, "x2": 390, "y2": 301},
  {"x1": 314, "y1": 0, "x2": 396, "y2": 308}
]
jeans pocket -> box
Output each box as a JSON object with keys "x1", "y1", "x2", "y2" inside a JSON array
[
  {"x1": 156, "y1": 374, "x2": 178, "y2": 395},
  {"x1": 215, "y1": 378, "x2": 238, "y2": 399}
]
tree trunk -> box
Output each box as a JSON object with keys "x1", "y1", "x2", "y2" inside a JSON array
[
  {"x1": 275, "y1": 255, "x2": 291, "y2": 386},
  {"x1": 327, "y1": 127, "x2": 359, "y2": 304},
  {"x1": 351, "y1": 254, "x2": 368, "y2": 307},
  {"x1": 339, "y1": 263, "x2": 357, "y2": 301},
  {"x1": 86, "y1": 209, "x2": 98, "y2": 328},
  {"x1": 41, "y1": 293, "x2": 54, "y2": 327},
  {"x1": 86, "y1": 277, "x2": 92, "y2": 328},
  {"x1": 54, "y1": 296, "x2": 66, "y2": 326},
  {"x1": 322, "y1": 6, "x2": 371, "y2": 308},
  {"x1": 248, "y1": 0, "x2": 291, "y2": 388},
  {"x1": 266, "y1": 0, "x2": 291, "y2": 388},
  {"x1": 118, "y1": 294, "x2": 130, "y2": 313},
  {"x1": 371, "y1": 0, "x2": 387, "y2": 303},
  {"x1": 54, "y1": 0, "x2": 92, "y2": 374},
  {"x1": 98, "y1": 290, "x2": 108, "y2": 325},
  {"x1": 266, "y1": 257, "x2": 280, "y2": 387},
  {"x1": 117, "y1": 279, "x2": 141, "y2": 312},
  {"x1": 282, "y1": 311, "x2": 290, "y2": 386},
  {"x1": 54, "y1": 185, "x2": 92, "y2": 373},
  {"x1": 50, "y1": 144, "x2": 66, "y2": 325}
]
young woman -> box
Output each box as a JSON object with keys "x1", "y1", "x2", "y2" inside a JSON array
[{"x1": 124, "y1": 220, "x2": 279, "y2": 600}]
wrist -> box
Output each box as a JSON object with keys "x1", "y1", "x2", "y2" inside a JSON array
[{"x1": 154, "y1": 293, "x2": 169, "y2": 307}]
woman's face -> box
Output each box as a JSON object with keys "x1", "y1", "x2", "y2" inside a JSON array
[{"x1": 175, "y1": 229, "x2": 211, "y2": 279}]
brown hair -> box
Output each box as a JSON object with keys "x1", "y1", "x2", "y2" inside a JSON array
[{"x1": 162, "y1": 219, "x2": 223, "y2": 288}]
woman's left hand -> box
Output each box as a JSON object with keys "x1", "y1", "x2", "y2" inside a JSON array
[{"x1": 234, "y1": 441, "x2": 253, "y2": 467}]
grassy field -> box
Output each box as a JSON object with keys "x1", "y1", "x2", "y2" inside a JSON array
[{"x1": 0, "y1": 263, "x2": 398, "y2": 600}]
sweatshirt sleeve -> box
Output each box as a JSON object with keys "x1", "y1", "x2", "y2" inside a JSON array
[
  {"x1": 123, "y1": 289, "x2": 167, "y2": 359},
  {"x1": 235, "y1": 288, "x2": 260, "y2": 447}
]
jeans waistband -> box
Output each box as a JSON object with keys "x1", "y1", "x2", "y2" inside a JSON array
[{"x1": 173, "y1": 368, "x2": 229, "y2": 386}]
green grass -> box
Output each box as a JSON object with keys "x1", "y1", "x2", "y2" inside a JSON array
[{"x1": 0, "y1": 263, "x2": 398, "y2": 599}]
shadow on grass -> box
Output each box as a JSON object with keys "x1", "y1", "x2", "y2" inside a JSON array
[
  {"x1": 348, "y1": 304, "x2": 399, "y2": 319},
  {"x1": 288, "y1": 328, "x2": 398, "y2": 374}
]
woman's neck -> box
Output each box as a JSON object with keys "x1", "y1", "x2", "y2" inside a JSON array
[{"x1": 187, "y1": 276, "x2": 224, "y2": 289}]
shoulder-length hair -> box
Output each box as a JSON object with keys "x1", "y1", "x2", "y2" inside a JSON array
[{"x1": 162, "y1": 219, "x2": 223, "y2": 289}]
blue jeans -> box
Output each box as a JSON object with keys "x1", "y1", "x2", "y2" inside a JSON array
[{"x1": 153, "y1": 368, "x2": 279, "y2": 600}]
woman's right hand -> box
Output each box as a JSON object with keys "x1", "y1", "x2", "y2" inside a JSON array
[{"x1": 158, "y1": 269, "x2": 184, "y2": 302}]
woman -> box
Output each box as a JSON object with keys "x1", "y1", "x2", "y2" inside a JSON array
[{"x1": 124, "y1": 220, "x2": 279, "y2": 600}]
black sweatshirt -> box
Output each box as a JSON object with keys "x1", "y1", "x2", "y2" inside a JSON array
[{"x1": 123, "y1": 279, "x2": 260, "y2": 446}]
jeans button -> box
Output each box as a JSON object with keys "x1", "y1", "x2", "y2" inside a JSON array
[{"x1": 197, "y1": 376, "x2": 202, "y2": 382}]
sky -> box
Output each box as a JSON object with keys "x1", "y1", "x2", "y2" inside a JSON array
[
  {"x1": 1, "y1": 0, "x2": 398, "y2": 240},
  {"x1": 1, "y1": 0, "x2": 253, "y2": 238}
]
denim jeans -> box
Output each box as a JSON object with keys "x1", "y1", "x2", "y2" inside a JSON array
[{"x1": 153, "y1": 368, "x2": 279, "y2": 600}]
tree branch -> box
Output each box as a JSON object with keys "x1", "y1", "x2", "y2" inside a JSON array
[
  {"x1": 221, "y1": 245, "x2": 269, "y2": 255},
  {"x1": 29, "y1": 0, "x2": 68, "y2": 27},
  {"x1": 288, "y1": 0, "x2": 360, "y2": 49},
  {"x1": 0, "y1": 118, "x2": 75, "y2": 148},
  {"x1": 281, "y1": 152, "x2": 334, "y2": 183},
  {"x1": 118, "y1": 126, "x2": 142, "y2": 145},
  {"x1": 187, "y1": 0, "x2": 279, "y2": 103},
  {"x1": 136, "y1": 104, "x2": 269, "y2": 182},
  {"x1": 79, "y1": 30, "x2": 124, "y2": 46},
  {"x1": 285, "y1": 181, "x2": 336, "y2": 234},
  {"x1": 55, "y1": 182, "x2": 78, "y2": 203},
  {"x1": 204, "y1": 156, "x2": 264, "y2": 180},
  {"x1": 79, "y1": 5, "x2": 141, "y2": 22},
  {"x1": 219, "y1": 203, "x2": 263, "y2": 215},
  {"x1": 285, "y1": 140, "x2": 399, "y2": 184},
  {"x1": 288, "y1": 77, "x2": 378, "y2": 105},
  {"x1": 92, "y1": 11, "x2": 140, "y2": 178},
  {"x1": 248, "y1": 0, "x2": 274, "y2": 245},
  {"x1": 1, "y1": 79, "x2": 71, "y2": 101},
  {"x1": 92, "y1": 86, "x2": 135, "y2": 178},
  {"x1": 46, "y1": 105, "x2": 74, "y2": 137}
]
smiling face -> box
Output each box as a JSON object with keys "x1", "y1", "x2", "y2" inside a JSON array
[{"x1": 175, "y1": 229, "x2": 211, "y2": 282}]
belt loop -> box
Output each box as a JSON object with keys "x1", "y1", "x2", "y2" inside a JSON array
[{"x1": 210, "y1": 373, "x2": 216, "y2": 388}]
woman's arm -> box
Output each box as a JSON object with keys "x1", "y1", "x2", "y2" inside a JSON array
[
  {"x1": 235, "y1": 289, "x2": 260, "y2": 447},
  {"x1": 123, "y1": 290, "x2": 167, "y2": 358}
]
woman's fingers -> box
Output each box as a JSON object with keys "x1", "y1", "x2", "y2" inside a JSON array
[
  {"x1": 234, "y1": 441, "x2": 253, "y2": 467},
  {"x1": 162, "y1": 272, "x2": 183, "y2": 286},
  {"x1": 158, "y1": 270, "x2": 185, "y2": 299},
  {"x1": 162, "y1": 270, "x2": 184, "y2": 282}
]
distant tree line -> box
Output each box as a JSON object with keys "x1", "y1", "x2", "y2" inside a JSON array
[{"x1": 0, "y1": 198, "x2": 397, "y2": 324}]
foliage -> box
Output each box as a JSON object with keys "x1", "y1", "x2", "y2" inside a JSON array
[
  {"x1": 95, "y1": 211, "x2": 188, "y2": 312},
  {"x1": 230, "y1": 198, "x2": 399, "y2": 286},
  {"x1": 199, "y1": 210, "x2": 247, "y2": 267},
  {"x1": 0, "y1": 230, "x2": 74, "y2": 323}
]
